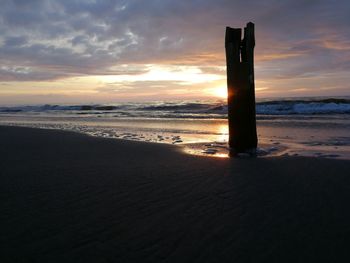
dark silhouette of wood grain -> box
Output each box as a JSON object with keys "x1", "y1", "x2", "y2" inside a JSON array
[{"x1": 225, "y1": 22, "x2": 257, "y2": 153}]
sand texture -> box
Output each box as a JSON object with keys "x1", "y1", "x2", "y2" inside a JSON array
[{"x1": 1, "y1": 126, "x2": 350, "y2": 262}]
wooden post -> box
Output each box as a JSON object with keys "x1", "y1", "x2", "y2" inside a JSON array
[{"x1": 225, "y1": 22, "x2": 257, "y2": 153}]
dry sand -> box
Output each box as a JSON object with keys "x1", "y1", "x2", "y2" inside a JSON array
[{"x1": 1, "y1": 125, "x2": 350, "y2": 262}]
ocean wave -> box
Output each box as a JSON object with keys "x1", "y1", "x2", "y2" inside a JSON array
[
  {"x1": 1, "y1": 98, "x2": 349, "y2": 116},
  {"x1": 137, "y1": 99, "x2": 350, "y2": 115},
  {"x1": 256, "y1": 99, "x2": 350, "y2": 115}
]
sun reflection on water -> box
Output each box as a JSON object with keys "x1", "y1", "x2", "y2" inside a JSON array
[{"x1": 217, "y1": 124, "x2": 229, "y2": 143}]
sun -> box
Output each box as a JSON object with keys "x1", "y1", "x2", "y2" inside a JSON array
[{"x1": 208, "y1": 86, "x2": 227, "y2": 98}]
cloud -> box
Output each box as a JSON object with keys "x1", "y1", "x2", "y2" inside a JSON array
[{"x1": 0, "y1": 0, "x2": 349, "y2": 98}]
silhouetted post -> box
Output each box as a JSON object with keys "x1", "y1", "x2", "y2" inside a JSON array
[{"x1": 225, "y1": 22, "x2": 257, "y2": 153}]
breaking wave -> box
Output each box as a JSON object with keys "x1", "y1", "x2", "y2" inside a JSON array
[{"x1": 1, "y1": 98, "x2": 349, "y2": 117}]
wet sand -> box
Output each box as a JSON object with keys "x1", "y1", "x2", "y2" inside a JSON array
[{"x1": 1, "y1": 125, "x2": 350, "y2": 262}]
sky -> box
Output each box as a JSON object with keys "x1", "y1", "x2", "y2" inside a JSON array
[{"x1": 0, "y1": 0, "x2": 349, "y2": 104}]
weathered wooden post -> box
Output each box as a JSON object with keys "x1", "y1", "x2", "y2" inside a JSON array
[{"x1": 225, "y1": 22, "x2": 257, "y2": 153}]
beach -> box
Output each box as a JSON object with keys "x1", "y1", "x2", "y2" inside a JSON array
[{"x1": 1, "y1": 125, "x2": 350, "y2": 262}]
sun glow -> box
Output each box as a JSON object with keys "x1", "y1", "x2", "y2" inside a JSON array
[
  {"x1": 96, "y1": 65, "x2": 223, "y2": 84},
  {"x1": 208, "y1": 86, "x2": 227, "y2": 98}
]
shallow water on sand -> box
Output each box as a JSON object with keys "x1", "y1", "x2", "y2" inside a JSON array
[{"x1": 1, "y1": 113, "x2": 350, "y2": 159}]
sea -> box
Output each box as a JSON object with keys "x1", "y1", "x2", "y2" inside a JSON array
[{"x1": 1, "y1": 96, "x2": 350, "y2": 159}]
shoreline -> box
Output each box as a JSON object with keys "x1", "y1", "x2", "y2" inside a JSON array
[
  {"x1": 1, "y1": 125, "x2": 350, "y2": 262},
  {"x1": 1, "y1": 122, "x2": 349, "y2": 160},
  {"x1": 0, "y1": 123, "x2": 283, "y2": 159}
]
